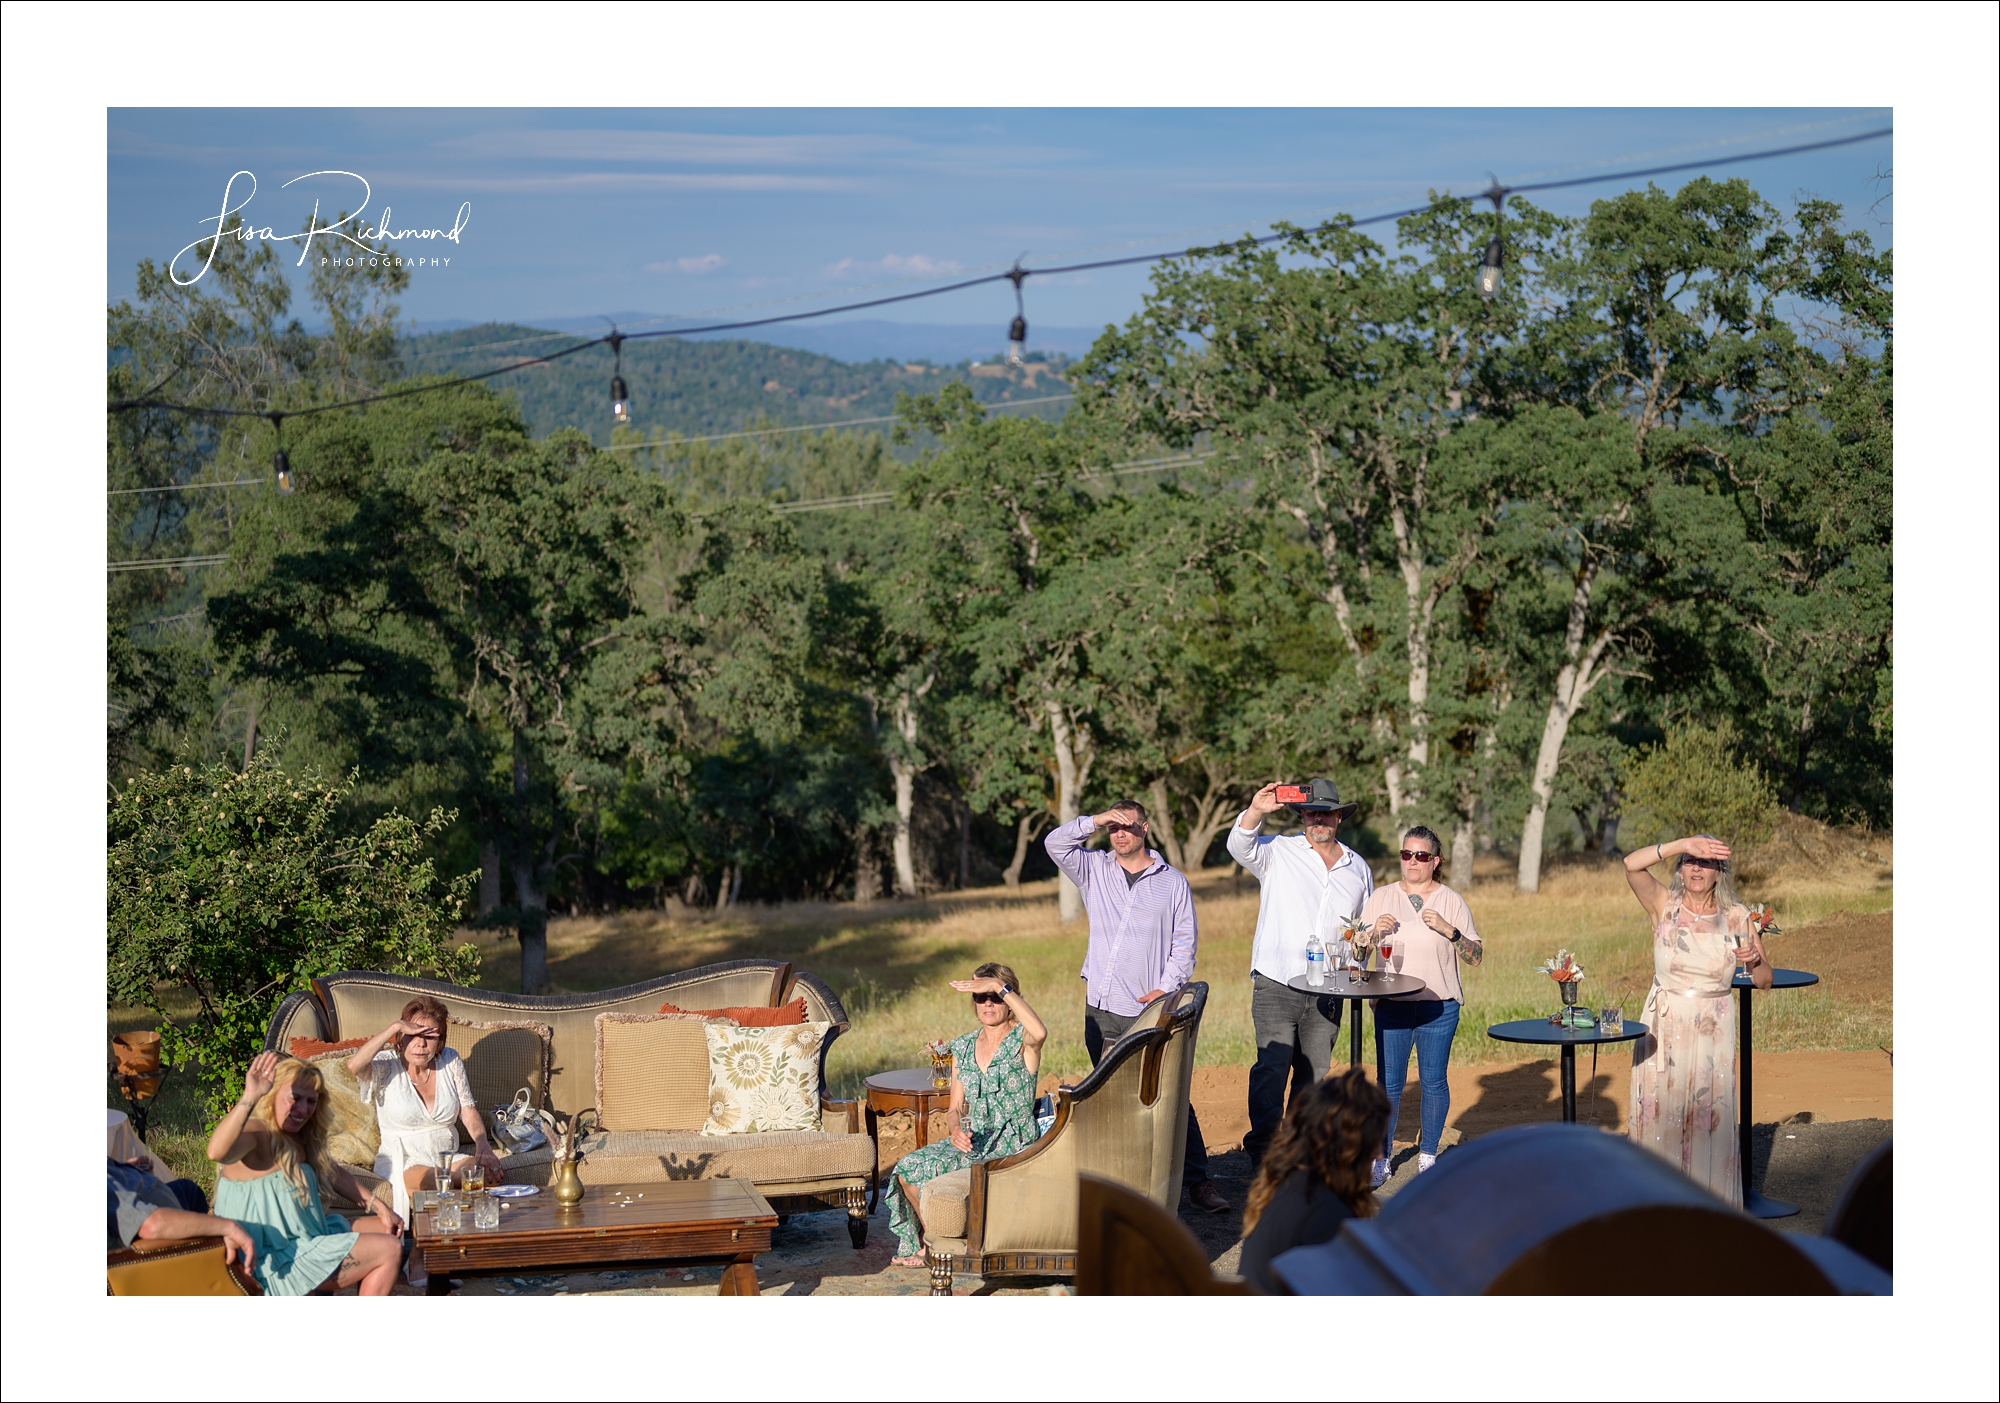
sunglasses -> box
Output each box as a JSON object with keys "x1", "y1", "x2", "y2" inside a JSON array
[
  {"x1": 970, "y1": 992, "x2": 1008, "y2": 1005},
  {"x1": 1682, "y1": 858, "x2": 1725, "y2": 870},
  {"x1": 1399, "y1": 850, "x2": 1440, "y2": 863}
]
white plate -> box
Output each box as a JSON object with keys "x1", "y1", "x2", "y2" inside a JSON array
[{"x1": 487, "y1": 1184, "x2": 539, "y2": 1199}]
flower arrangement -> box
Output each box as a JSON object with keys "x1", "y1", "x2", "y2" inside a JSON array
[
  {"x1": 1534, "y1": 949, "x2": 1585, "y2": 985},
  {"x1": 924, "y1": 1039, "x2": 951, "y2": 1060},
  {"x1": 1745, "y1": 903, "x2": 1782, "y2": 936},
  {"x1": 1337, "y1": 916, "x2": 1371, "y2": 945}
]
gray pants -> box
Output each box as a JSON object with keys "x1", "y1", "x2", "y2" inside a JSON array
[
  {"x1": 1244, "y1": 972, "x2": 1344, "y2": 1166},
  {"x1": 1082, "y1": 1004, "x2": 1211, "y2": 1190}
]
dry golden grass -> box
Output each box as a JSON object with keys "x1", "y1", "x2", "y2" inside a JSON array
[
  {"x1": 111, "y1": 816, "x2": 1892, "y2": 1179},
  {"x1": 455, "y1": 818, "x2": 1893, "y2": 1094}
]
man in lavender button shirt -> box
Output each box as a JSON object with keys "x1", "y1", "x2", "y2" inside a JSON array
[{"x1": 1045, "y1": 798, "x2": 1228, "y2": 1213}]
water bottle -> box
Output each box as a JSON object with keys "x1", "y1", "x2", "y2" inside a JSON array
[{"x1": 1306, "y1": 931, "x2": 1326, "y2": 987}]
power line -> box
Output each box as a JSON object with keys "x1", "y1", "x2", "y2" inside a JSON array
[
  {"x1": 108, "y1": 477, "x2": 263, "y2": 496},
  {"x1": 107, "y1": 554, "x2": 230, "y2": 573},
  {"x1": 107, "y1": 450, "x2": 1214, "y2": 564},
  {"x1": 106, "y1": 127, "x2": 1891, "y2": 428},
  {"x1": 602, "y1": 392, "x2": 1076, "y2": 450}
]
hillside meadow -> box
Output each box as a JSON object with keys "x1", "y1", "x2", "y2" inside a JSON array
[
  {"x1": 110, "y1": 817, "x2": 1891, "y2": 1188},
  {"x1": 456, "y1": 816, "x2": 1895, "y2": 1097}
]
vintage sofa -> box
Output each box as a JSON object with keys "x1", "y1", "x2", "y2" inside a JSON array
[
  {"x1": 263, "y1": 959, "x2": 877, "y2": 1244},
  {"x1": 905, "y1": 981, "x2": 1207, "y2": 1294}
]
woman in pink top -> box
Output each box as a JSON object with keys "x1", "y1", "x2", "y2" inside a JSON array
[{"x1": 1358, "y1": 826, "x2": 1483, "y2": 1186}]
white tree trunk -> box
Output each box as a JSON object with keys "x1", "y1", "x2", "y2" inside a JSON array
[
  {"x1": 1517, "y1": 565, "x2": 1616, "y2": 894},
  {"x1": 1003, "y1": 811, "x2": 1050, "y2": 888},
  {"x1": 1047, "y1": 696, "x2": 1094, "y2": 922},
  {"x1": 1146, "y1": 776, "x2": 1186, "y2": 871},
  {"x1": 889, "y1": 756, "x2": 918, "y2": 897},
  {"x1": 887, "y1": 677, "x2": 932, "y2": 898}
]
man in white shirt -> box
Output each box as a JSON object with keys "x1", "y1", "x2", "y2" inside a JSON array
[{"x1": 1225, "y1": 777, "x2": 1375, "y2": 1168}]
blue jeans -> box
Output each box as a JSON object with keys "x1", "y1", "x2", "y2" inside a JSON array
[{"x1": 1374, "y1": 998, "x2": 1459, "y2": 1157}]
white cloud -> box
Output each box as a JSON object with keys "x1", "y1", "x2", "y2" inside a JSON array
[
  {"x1": 822, "y1": 253, "x2": 964, "y2": 279},
  {"x1": 645, "y1": 253, "x2": 726, "y2": 275}
]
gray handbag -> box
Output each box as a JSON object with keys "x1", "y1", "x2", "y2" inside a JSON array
[{"x1": 491, "y1": 1088, "x2": 547, "y2": 1151}]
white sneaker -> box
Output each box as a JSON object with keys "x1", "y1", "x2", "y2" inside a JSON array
[
  {"x1": 1370, "y1": 1156, "x2": 1390, "y2": 1187},
  {"x1": 1417, "y1": 1152, "x2": 1437, "y2": 1173}
]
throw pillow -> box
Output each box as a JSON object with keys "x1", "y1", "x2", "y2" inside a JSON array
[
  {"x1": 445, "y1": 1016, "x2": 554, "y2": 1135},
  {"x1": 595, "y1": 1013, "x2": 724, "y2": 1131},
  {"x1": 656, "y1": 996, "x2": 808, "y2": 1027},
  {"x1": 700, "y1": 1022, "x2": 830, "y2": 1136},
  {"x1": 289, "y1": 1035, "x2": 368, "y2": 1059},
  {"x1": 306, "y1": 1050, "x2": 381, "y2": 1168}
]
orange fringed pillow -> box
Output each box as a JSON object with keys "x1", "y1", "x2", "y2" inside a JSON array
[
  {"x1": 656, "y1": 996, "x2": 808, "y2": 1027},
  {"x1": 289, "y1": 1036, "x2": 369, "y2": 1059}
]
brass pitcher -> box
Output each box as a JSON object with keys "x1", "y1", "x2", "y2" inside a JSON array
[{"x1": 551, "y1": 1155, "x2": 585, "y2": 1208}]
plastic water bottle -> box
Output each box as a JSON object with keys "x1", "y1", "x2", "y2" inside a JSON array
[{"x1": 1306, "y1": 931, "x2": 1326, "y2": 987}]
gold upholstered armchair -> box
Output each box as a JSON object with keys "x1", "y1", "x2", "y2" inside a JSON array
[{"x1": 907, "y1": 981, "x2": 1208, "y2": 1295}]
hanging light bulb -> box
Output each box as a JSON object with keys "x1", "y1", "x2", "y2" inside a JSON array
[
  {"x1": 608, "y1": 332, "x2": 630, "y2": 424},
  {"x1": 1006, "y1": 265, "x2": 1029, "y2": 365},
  {"x1": 271, "y1": 414, "x2": 294, "y2": 494},
  {"x1": 1478, "y1": 183, "x2": 1508, "y2": 301},
  {"x1": 1478, "y1": 233, "x2": 1505, "y2": 300}
]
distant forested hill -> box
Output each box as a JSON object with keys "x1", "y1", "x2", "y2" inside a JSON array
[{"x1": 397, "y1": 323, "x2": 1073, "y2": 444}]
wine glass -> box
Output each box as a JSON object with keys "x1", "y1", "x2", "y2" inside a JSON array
[
  {"x1": 1732, "y1": 930, "x2": 1753, "y2": 981},
  {"x1": 1379, "y1": 937, "x2": 1395, "y2": 973}
]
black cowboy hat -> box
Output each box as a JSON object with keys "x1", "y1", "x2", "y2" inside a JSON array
[{"x1": 1287, "y1": 777, "x2": 1359, "y2": 820}]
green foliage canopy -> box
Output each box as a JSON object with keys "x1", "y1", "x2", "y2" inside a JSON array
[{"x1": 108, "y1": 749, "x2": 477, "y2": 1112}]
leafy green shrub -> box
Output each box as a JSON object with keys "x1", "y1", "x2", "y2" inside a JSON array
[
  {"x1": 1620, "y1": 720, "x2": 1780, "y2": 851},
  {"x1": 108, "y1": 750, "x2": 478, "y2": 1114}
]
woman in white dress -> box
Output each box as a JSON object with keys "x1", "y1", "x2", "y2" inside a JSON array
[{"x1": 345, "y1": 995, "x2": 506, "y2": 1221}]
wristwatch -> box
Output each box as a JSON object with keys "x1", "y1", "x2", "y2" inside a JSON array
[{"x1": 1447, "y1": 927, "x2": 1462, "y2": 943}]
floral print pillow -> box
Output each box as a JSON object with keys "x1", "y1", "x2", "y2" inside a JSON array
[{"x1": 700, "y1": 1021, "x2": 830, "y2": 1135}]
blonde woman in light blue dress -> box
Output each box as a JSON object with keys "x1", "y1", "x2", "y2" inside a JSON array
[{"x1": 208, "y1": 1051, "x2": 405, "y2": 1295}]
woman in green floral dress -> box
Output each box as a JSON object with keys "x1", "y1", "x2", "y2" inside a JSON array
[{"x1": 887, "y1": 961, "x2": 1048, "y2": 1266}]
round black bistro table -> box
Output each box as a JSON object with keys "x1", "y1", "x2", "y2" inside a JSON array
[
  {"x1": 1733, "y1": 967, "x2": 1821, "y2": 1218},
  {"x1": 1486, "y1": 1018, "x2": 1649, "y2": 1123},
  {"x1": 1285, "y1": 970, "x2": 1427, "y2": 1068}
]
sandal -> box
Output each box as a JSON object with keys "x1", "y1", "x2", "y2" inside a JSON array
[{"x1": 889, "y1": 1253, "x2": 928, "y2": 1269}]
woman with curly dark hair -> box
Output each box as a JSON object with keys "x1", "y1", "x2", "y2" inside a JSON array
[{"x1": 1236, "y1": 1067, "x2": 1389, "y2": 1294}]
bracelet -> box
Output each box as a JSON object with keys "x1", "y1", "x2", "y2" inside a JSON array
[{"x1": 1656, "y1": 843, "x2": 1663, "y2": 862}]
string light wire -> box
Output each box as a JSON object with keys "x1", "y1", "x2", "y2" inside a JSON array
[{"x1": 107, "y1": 126, "x2": 1891, "y2": 427}]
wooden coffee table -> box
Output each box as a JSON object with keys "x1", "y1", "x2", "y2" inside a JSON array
[{"x1": 413, "y1": 1178, "x2": 777, "y2": 1296}]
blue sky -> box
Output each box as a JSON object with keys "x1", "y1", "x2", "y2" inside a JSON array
[{"x1": 110, "y1": 107, "x2": 1892, "y2": 342}]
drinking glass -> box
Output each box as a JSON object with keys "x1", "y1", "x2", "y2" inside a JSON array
[
  {"x1": 472, "y1": 1193, "x2": 501, "y2": 1231},
  {"x1": 1732, "y1": 933, "x2": 1753, "y2": 980},
  {"x1": 435, "y1": 1198, "x2": 462, "y2": 1232},
  {"x1": 1600, "y1": 1007, "x2": 1623, "y2": 1036},
  {"x1": 463, "y1": 1161, "x2": 486, "y2": 1194},
  {"x1": 1378, "y1": 940, "x2": 1394, "y2": 972}
]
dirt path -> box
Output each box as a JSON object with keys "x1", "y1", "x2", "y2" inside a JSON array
[
  {"x1": 868, "y1": 1049, "x2": 1891, "y2": 1174},
  {"x1": 1183, "y1": 1048, "x2": 1893, "y2": 1151}
]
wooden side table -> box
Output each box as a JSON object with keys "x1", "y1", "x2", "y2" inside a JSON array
[{"x1": 864, "y1": 1068, "x2": 952, "y2": 1149}]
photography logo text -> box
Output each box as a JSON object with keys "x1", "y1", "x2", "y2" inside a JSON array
[{"x1": 171, "y1": 170, "x2": 470, "y2": 286}]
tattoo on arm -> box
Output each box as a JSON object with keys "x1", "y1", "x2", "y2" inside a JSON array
[{"x1": 1456, "y1": 937, "x2": 1483, "y2": 967}]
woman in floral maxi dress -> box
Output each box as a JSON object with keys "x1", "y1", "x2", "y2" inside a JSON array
[
  {"x1": 1622, "y1": 834, "x2": 1772, "y2": 1205},
  {"x1": 887, "y1": 962, "x2": 1048, "y2": 1266}
]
